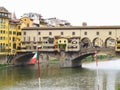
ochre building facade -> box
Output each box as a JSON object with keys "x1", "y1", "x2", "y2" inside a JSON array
[{"x1": 0, "y1": 7, "x2": 21, "y2": 55}]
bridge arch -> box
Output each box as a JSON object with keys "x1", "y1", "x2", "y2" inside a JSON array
[
  {"x1": 93, "y1": 37, "x2": 103, "y2": 48},
  {"x1": 71, "y1": 52, "x2": 95, "y2": 67},
  {"x1": 10, "y1": 53, "x2": 34, "y2": 65},
  {"x1": 81, "y1": 37, "x2": 92, "y2": 48},
  {"x1": 105, "y1": 37, "x2": 115, "y2": 48}
]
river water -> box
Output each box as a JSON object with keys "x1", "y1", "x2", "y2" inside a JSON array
[{"x1": 0, "y1": 59, "x2": 120, "y2": 90}]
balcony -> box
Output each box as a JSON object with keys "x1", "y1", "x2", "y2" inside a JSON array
[
  {"x1": 43, "y1": 43, "x2": 54, "y2": 47},
  {"x1": 67, "y1": 45, "x2": 80, "y2": 51},
  {"x1": 40, "y1": 48, "x2": 54, "y2": 52}
]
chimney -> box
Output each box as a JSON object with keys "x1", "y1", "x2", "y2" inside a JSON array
[{"x1": 82, "y1": 22, "x2": 87, "y2": 26}]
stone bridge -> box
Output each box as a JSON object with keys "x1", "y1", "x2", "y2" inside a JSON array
[
  {"x1": 7, "y1": 47, "x2": 115, "y2": 67},
  {"x1": 7, "y1": 50, "x2": 95, "y2": 67}
]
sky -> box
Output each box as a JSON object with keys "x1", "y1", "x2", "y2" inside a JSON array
[{"x1": 0, "y1": 0, "x2": 120, "y2": 26}]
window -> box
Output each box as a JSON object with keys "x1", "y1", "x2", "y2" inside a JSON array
[
  {"x1": 24, "y1": 37, "x2": 26, "y2": 41},
  {"x1": 27, "y1": 23, "x2": 29, "y2": 27},
  {"x1": 109, "y1": 31, "x2": 112, "y2": 35},
  {"x1": 64, "y1": 40, "x2": 66, "y2": 43},
  {"x1": 38, "y1": 32, "x2": 41, "y2": 35},
  {"x1": 17, "y1": 32, "x2": 21, "y2": 36},
  {"x1": 84, "y1": 32, "x2": 87, "y2": 35},
  {"x1": 59, "y1": 40, "x2": 61, "y2": 43},
  {"x1": 9, "y1": 37, "x2": 11, "y2": 40},
  {"x1": 61, "y1": 32, "x2": 63, "y2": 35},
  {"x1": 9, "y1": 31, "x2": 12, "y2": 34},
  {"x1": 18, "y1": 26, "x2": 20, "y2": 29},
  {"x1": 39, "y1": 37, "x2": 41, "y2": 41},
  {"x1": 2, "y1": 13, "x2": 4, "y2": 16},
  {"x1": 12, "y1": 37, "x2": 15, "y2": 41},
  {"x1": 24, "y1": 32, "x2": 26, "y2": 35},
  {"x1": 72, "y1": 41, "x2": 77, "y2": 44},
  {"x1": 28, "y1": 37, "x2": 30, "y2": 41},
  {"x1": 3, "y1": 31, "x2": 5, "y2": 34},
  {"x1": 5, "y1": 14, "x2": 7, "y2": 17},
  {"x1": 33, "y1": 37, "x2": 36, "y2": 41},
  {"x1": 0, "y1": 30, "x2": 2, "y2": 34},
  {"x1": 49, "y1": 32, "x2": 52, "y2": 35},
  {"x1": 96, "y1": 32, "x2": 99, "y2": 35},
  {"x1": 13, "y1": 31, "x2": 16, "y2": 35},
  {"x1": 72, "y1": 32, "x2": 75, "y2": 35}
]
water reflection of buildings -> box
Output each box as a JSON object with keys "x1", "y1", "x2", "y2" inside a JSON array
[
  {"x1": 97, "y1": 70, "x2": 119, "y2": 90},
  {"x1": 0, "y1": 67, "x2": 37, "y2": 89},
  {"x1": 83, "y1": 60, "x2": 120, "y2": 90}
]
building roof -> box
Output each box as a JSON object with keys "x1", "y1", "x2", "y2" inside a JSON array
[
  {"x1": 0, "y1": 6, "x2": 9, "y2": 13},
  {"x1": 9, "y1": 19, "x2": 20, "y2": 24},
  {"x1": 22, "y1": 25, "x2": 120, "y2": 30},
  {"x1": 22, "y1": 12, "x2": 42, "y2": 18}
]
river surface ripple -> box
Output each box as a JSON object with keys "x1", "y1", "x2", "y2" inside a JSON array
[{"x1": 0, "y1": 59, "x2": 120, "y2": 90}]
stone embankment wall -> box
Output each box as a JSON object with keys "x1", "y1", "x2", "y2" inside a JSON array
[{"x1": 0, "y1": 55, "x2": 7, "y2": 64}]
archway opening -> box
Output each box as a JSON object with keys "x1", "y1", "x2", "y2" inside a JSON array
[
  {"x1": 105, "y1": 37, "x2": 115, "y2": 48},
  {"x1": 81, "y1": 37, "x2": 91, "y2": 48},
  {"x1": 93, "y1": 37, "x2": 102, "y2": 48}
]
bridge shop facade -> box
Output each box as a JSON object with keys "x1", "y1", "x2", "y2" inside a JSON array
[{"x1": 21, "y1": 26, "x2": 120, "y2": 52}]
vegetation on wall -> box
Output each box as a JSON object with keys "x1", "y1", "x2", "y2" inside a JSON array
[
  {"x1": 82, "y1": 54, "x2": 109, "y2": 63},
  {"x1": 59, "y1": 44, "x2": 66, "y2": 49},
  {"x1": 0, "y1": 64, "x2": 8, "y2": 68}
]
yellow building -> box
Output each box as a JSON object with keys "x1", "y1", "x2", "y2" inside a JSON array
[
  {"x1": 20, "y1": 13, "x2": 43, "y2": 28},
  {"x1": 9, "y1": 19, "x2": 22, "y2": 54},
  {"x1": 58, "y1": 38, "x2": 68, "y2": 51},
  {"x1": 20, "y1": 17, "x2": 33, "y2": 28},
  {"x1": 0, "y1": 7, "x2": 21, "y2": 55},
  {"x1": 115, "y1": 38, "x2": 120, "y2": 52}
]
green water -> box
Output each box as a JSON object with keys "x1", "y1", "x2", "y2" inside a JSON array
[{"x1": 0, "y1": 60, "x2": 120, "y2": 90}]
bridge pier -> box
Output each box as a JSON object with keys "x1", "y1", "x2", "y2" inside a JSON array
[
  {"x1": 60, "y1": 59, "x2": 82, "y2": 68},
  {"x1": 0, "y1": 55, "x2": 15, "y2": 65},
  {"x1": 40, "y1": 53, "x2": 50, "y2": 65},
  {"x1": 59, "y1": 51, "x2": 82, "y2": 68},
  {"x1": 72, "y1": 60, "x2": 82, "y2": 68}
]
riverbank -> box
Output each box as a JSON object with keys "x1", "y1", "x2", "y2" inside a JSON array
[
  {"x1": 0, "y1": 64, "x2": 8, "y2": 67},
  {"x1": 0, "y1": 64, "x2": 9, "y2": 69},
  {"x1": 82, "y1": 52, "x2": 116, "y2": 63},
  {"x1": 0, "y1": 64, "x2": 16, "y2": 69},
  {"x1": 41, "y1": 52, "x2": 117, "y2": 66}
]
